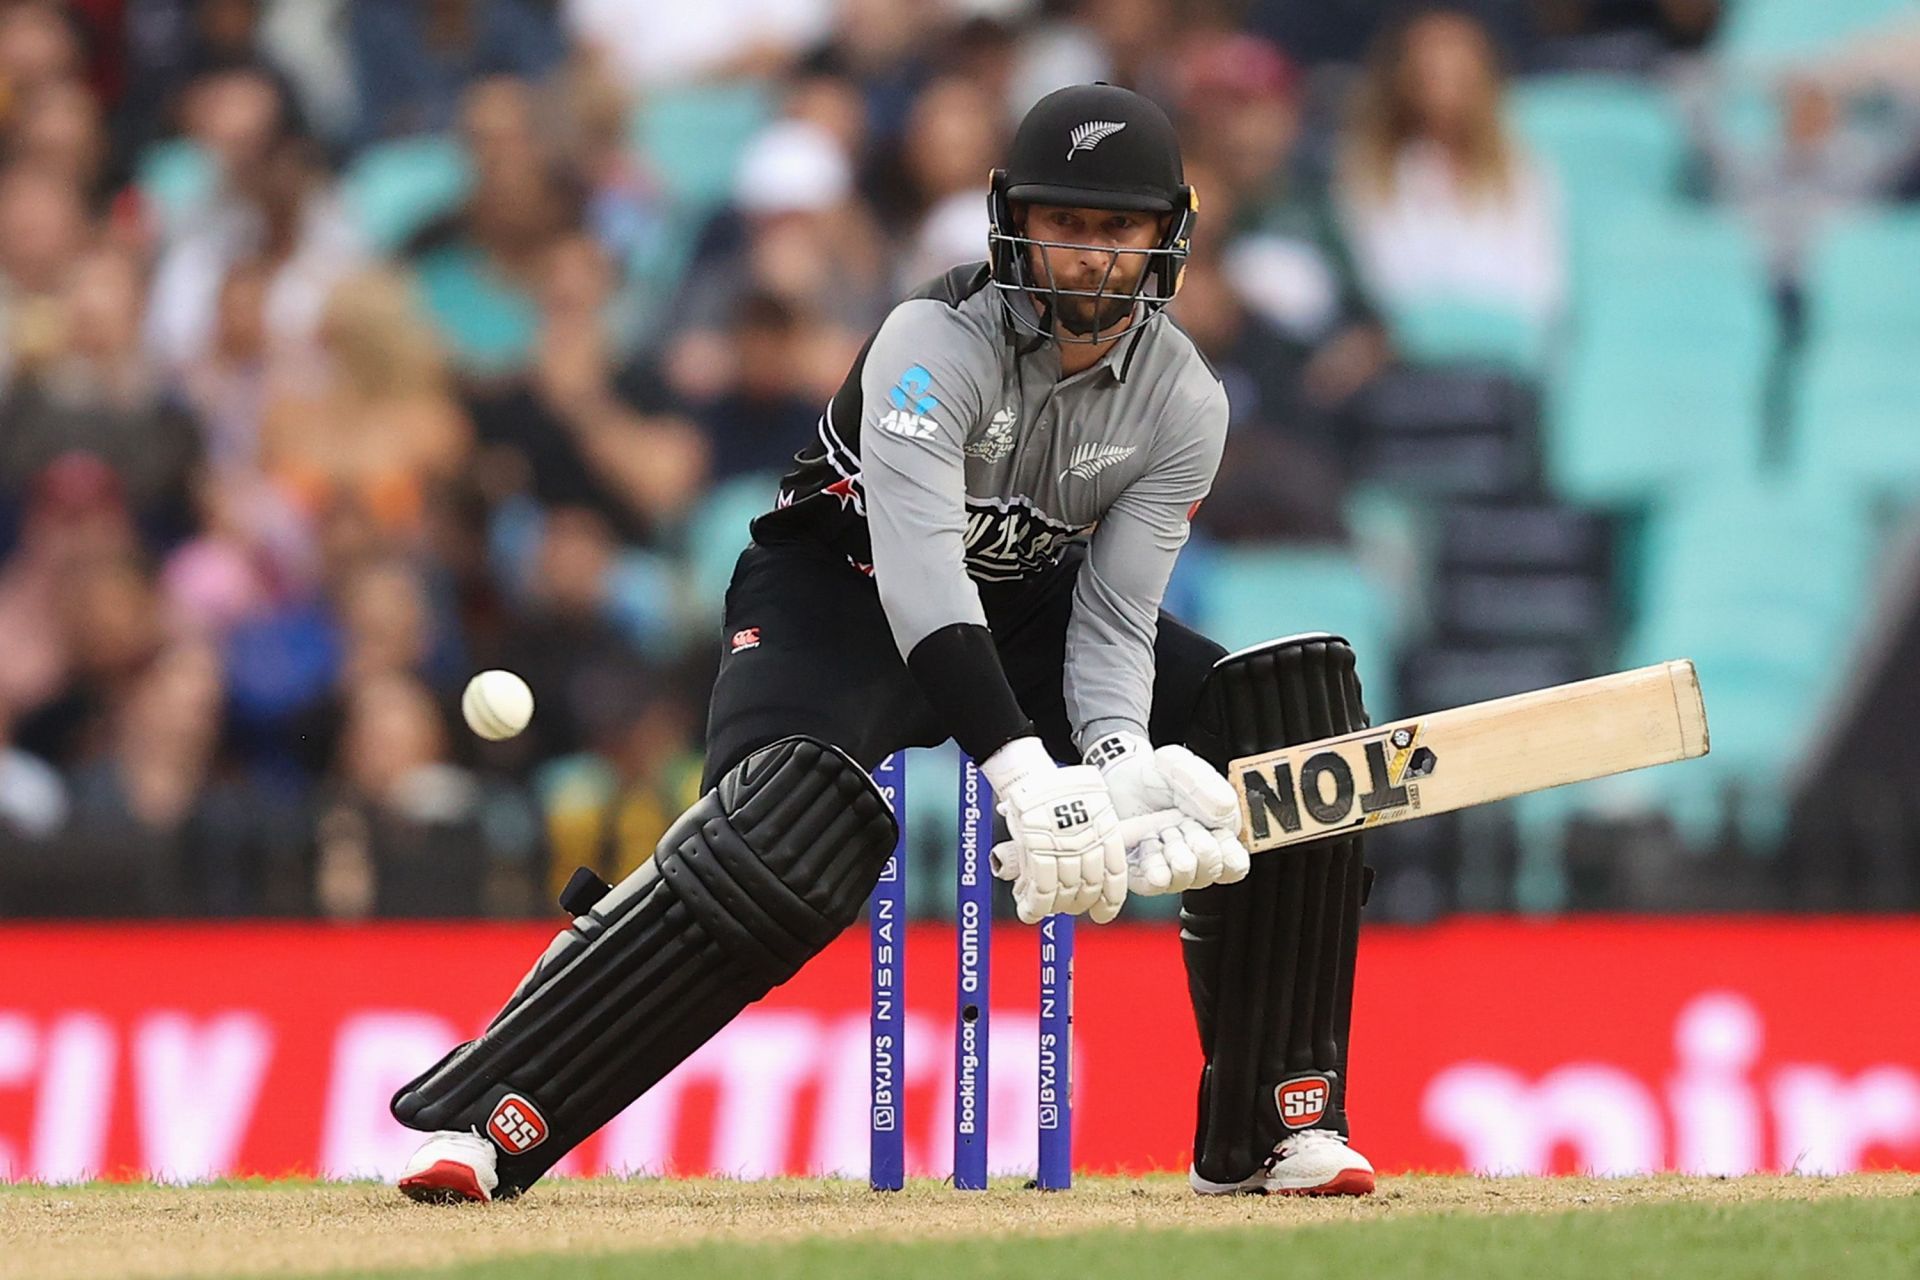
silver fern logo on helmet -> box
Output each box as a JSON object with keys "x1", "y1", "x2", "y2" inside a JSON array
[{"x1": 1066, "y1": 120, "x2": 1126, "y2": 159}]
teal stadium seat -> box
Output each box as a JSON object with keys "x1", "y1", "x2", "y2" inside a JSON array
[
  {"x1": 1805, "y1": 210, "x2": 1920, "y2": 343},
  {"x1": 1186, "y1": 542, "x2": 1399, "y2": 718},
  {"x1": 1792, "y1": 338, "x2": 1920, "y2": 496},
  {"x1": 1384, "y1": 299, "x2": 1552, "y2": 375},
  {"x1": 1716, "y1": 0, "x2": 1919, "y2": 63},
  {"x1": 134, "y1": 139, "x2": 217, "y2": 241},
  {"x1": 682, "y1": 471, "x2": 781, "y2": 623},
  {"x1": 1508, "y1": 75, "x2": 1689, "y2": 249},
  {"x1": 1573, "y1": 209, "x2": 1776, "y2": 342},
  {"x1": 1790, "y1": 213, "x2": 1920, "y2": 496},
  {"x1": 633, "y1": 81, "x2": 774, "y2": 210},
  {"x1": 604, "y1": 548, "x2": 686, "y2": 655},
  {"x1": 1515, "y1": 476, "x2": 1876, "y2": 864},
  {"x1": 341, "y1": 135, "x2": 473, "y2": 253},
  {"x1": 1548, "y1": 338, "x2": 1768, "y2": 504},
  {"x1": 1547, "y1": 211, "x2": 1775, "y2": 505}
]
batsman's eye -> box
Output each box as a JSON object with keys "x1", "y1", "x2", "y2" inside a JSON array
[{"x1": 1052, "y1": 800, "x2": 1090, "y2": 830}]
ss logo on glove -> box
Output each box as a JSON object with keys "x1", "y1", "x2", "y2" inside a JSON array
[{"x1": 1052, "y1": 800, "x2": 1089, "y2": 830}]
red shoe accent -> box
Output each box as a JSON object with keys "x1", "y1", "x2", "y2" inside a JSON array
[
  {"x1": 399, "y1": 1159, "x2": 490, "y2": 1204},
  {"x1": 1276, "y1": 1167, "x2": 1376, "y2": 1197}
]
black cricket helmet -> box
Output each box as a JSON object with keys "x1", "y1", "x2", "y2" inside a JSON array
[{"x1": 988, "y1": 82, "x2": 1198, "y2": 344}]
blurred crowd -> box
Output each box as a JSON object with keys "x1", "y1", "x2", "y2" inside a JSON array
[{"x1": 0, "y1": 0, "x2": 1914, "y2": 920}]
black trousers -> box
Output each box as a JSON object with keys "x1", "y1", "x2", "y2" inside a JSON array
[{"x1": 703, "y1": 539, "x2": 1227, "y2": 788}]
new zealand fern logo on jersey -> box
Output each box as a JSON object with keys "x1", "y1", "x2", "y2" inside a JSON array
[
  {"x1": 1061, "y1": 442, "x2": 1136, "y2": 482},
  {"x1": 1067, "y1": 120, "x2": 1126, "y2": 159}
]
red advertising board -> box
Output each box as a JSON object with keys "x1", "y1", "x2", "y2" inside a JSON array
[{"x1": 1, "y1": 918, "x2": 1917, "y2": 1182}]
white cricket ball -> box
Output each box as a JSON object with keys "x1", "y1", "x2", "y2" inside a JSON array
[{"x1": 462, "y1": 669, "x2": 534, "y2": 741}]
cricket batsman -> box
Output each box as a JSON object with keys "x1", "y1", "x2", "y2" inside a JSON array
[{"x1": 391, "y1": 83, "x2": 1377, "y2": 1202}]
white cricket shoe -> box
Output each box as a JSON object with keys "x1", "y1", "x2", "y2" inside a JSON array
[
  {"x1": 398, "y1": 1130, "x2": 499, "y2": 1204},
  {"x1": 1190, "y1": 1129, "x2": 1376, "y2": 1196}
]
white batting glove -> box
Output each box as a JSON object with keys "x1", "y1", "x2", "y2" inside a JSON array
[
  {"x1": 982, "y1": 736, "x2": 1128, "y2": 924},
  {"x1": 1086, "y1": 732, "x2": 1250, "y2": 896}
]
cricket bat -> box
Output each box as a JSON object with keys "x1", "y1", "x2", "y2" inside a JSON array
[{"x1": 1220, "y1": 659, "x2": 1709, "y2": 854}]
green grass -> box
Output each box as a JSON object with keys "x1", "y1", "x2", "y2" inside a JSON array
[
  {"x1": 336, "y1": 1194, "x2": 1920, "y2": 1280},
  {"x1": 0, "y1": 1176, "x2": 354, "y2": 1195}
]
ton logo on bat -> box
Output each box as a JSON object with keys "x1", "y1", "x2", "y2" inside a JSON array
[{"x1": 1236, "y1": 727, "x2": 1437, "y2": 844}]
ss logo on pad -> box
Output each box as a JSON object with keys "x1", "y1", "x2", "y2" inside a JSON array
[
  {"x1": 1275, "y1": 1074, "x2": 1333, "y2": 1130},
  {"x1": 1052, "y1": 800, "x2": 1089, "y2": 830}
]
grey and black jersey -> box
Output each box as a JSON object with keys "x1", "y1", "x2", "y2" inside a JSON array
[{"x1": 751, "y1": 262, "x2": 1228, "y2": 756}]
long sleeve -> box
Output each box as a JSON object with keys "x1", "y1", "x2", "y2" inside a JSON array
[
  {"x1": 1067, "y1": 378, "x2": 1229, "y2": 752},
  {"x1": 859, "y1": 301, "x2": 1034, "y2": 758}
]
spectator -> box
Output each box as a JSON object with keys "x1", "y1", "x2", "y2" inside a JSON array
[
  {"x1": 259, "y1": 269, "x2": 471, "y2": 546},
  {"x1": 785, "y1": 69, "x2": 869, "y2": 165},
  {"x1": 160, "y1": 466, "x2": 310, "y2": 643},
  {"x1": 135, "y1": 59, "x2": 301, "y2": 247},
  {"x1": 146, "y1": 113, "x2": 365, "y2": 373},
  {"x1": 465, "y1": 233, "x2": 708, "y2": 543},
  {"x1": 257, "y1": 0, "x2": 359, "y2": 147},
  {"x1": 335, "y1": 555, "x2": 451, "y2": 689},
  {"x1": 1335, "y1": 7, "x2": 1567, "y2": 346},
  {"x1": 942, "y1": 18, "x2": 1019, "y2": 122},
  {"x1": 686, "y1": 292, "x2": 823, "y2": 483},
  {"x1": 1801, "y1": 15, "x2": 1920, "y2": 102},
  {"x1": 9, "y1": 79, "x2": 112, "y2": 210},
  {"x1": 177, "y1": 256, "x2": 273, "y2": 473},
  {"x1": 117, "y1": 0, "x2": 299, "y2": 163},
  {"x1": 409, "y1": 76, "x2": 583, "y2": 377},
  {"x1": 1172, "y1": 249, "x2": 1354, "y2": 543},
  {"x1": 1532, "y1": 0, "x2": 1722, "y2": 70},
  {"x1": 0, "y1": 2, "x2": 84, "y2": 128},
  {"x1": 162, "y1": 258, "x2": 322, "y2": 647},
  {"x1": 1008, "y1": 0, "x2": 1186, "y2": 115},
  {"x1": 540, "y1": 673, "x2": 703, "y2": 904},
  {"x1": 893, "y1": 75, "x2": 1004, "y2": 286},
  {"x1": 491, "y1": 505, "x2": 653, "y2": 762},
  {"x1": 1689, "y1": 74, "x2": 1920, "y2": 301},
  {"x1": 664, "y1": 119, "x2": 889, "y2": 403},
  {"x1": 1173, "y1": 38, "x2": 1388, "y2": 412},
  {"x1": 218, "y1": 538, "x2": 449, "y2": 780},
  {"x1": 1248, "y1": 0, "x2": 1537, "y2": 69},
  {"x1": 562, "y1": 0, "x2": 831, "y2": 89},
  {"x1": 554, "y1": 58, "x2": 672, "y2": 310},
  {"x1": 0, "y1": 699, "x2": 65, "y2": 849},
  {"x1": 801, "y1": 0, "x2": 936, "y2": 147},
  {"x1": 56, "y1": 640, "x2": 228, "y2": 916},
  {"x1": 0, "y1": 456, "x2": 140, "y2": 726},
  {"x1": 313, "y1": 669, "x2": 530, "y2": 918},
  {"x1": 349, "y1": 0, "x2": 565, "y2": 145},
  {"x1": 15, "y1": 548, "x2": 165, "y2": 769},
  {"x1": 0, "y1": 163, "x2": 90, "y2": 384},
  {"x1": 0, "y1": 244, "x2": 202, "y2": 544}
]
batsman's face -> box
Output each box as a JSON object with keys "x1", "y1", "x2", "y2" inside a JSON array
[{"x1": 1022, "y1": 204, "x2": 1166, "y2": 337}]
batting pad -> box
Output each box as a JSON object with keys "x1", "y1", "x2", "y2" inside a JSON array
[
  {"x1": 1181, "y1": 635, "x2": 1371, "y2": 1185},
  {"x1": 391, "y1": 735, "x2": 897, "y2": 1197}
]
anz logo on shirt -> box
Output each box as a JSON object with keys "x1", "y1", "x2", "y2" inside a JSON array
[
  {"x1": 880, "y1": 364, "x2": 941, "y2": 440},
  {"x1": 963, "y1": 499, "x2": 1084, "y2": 582}
]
